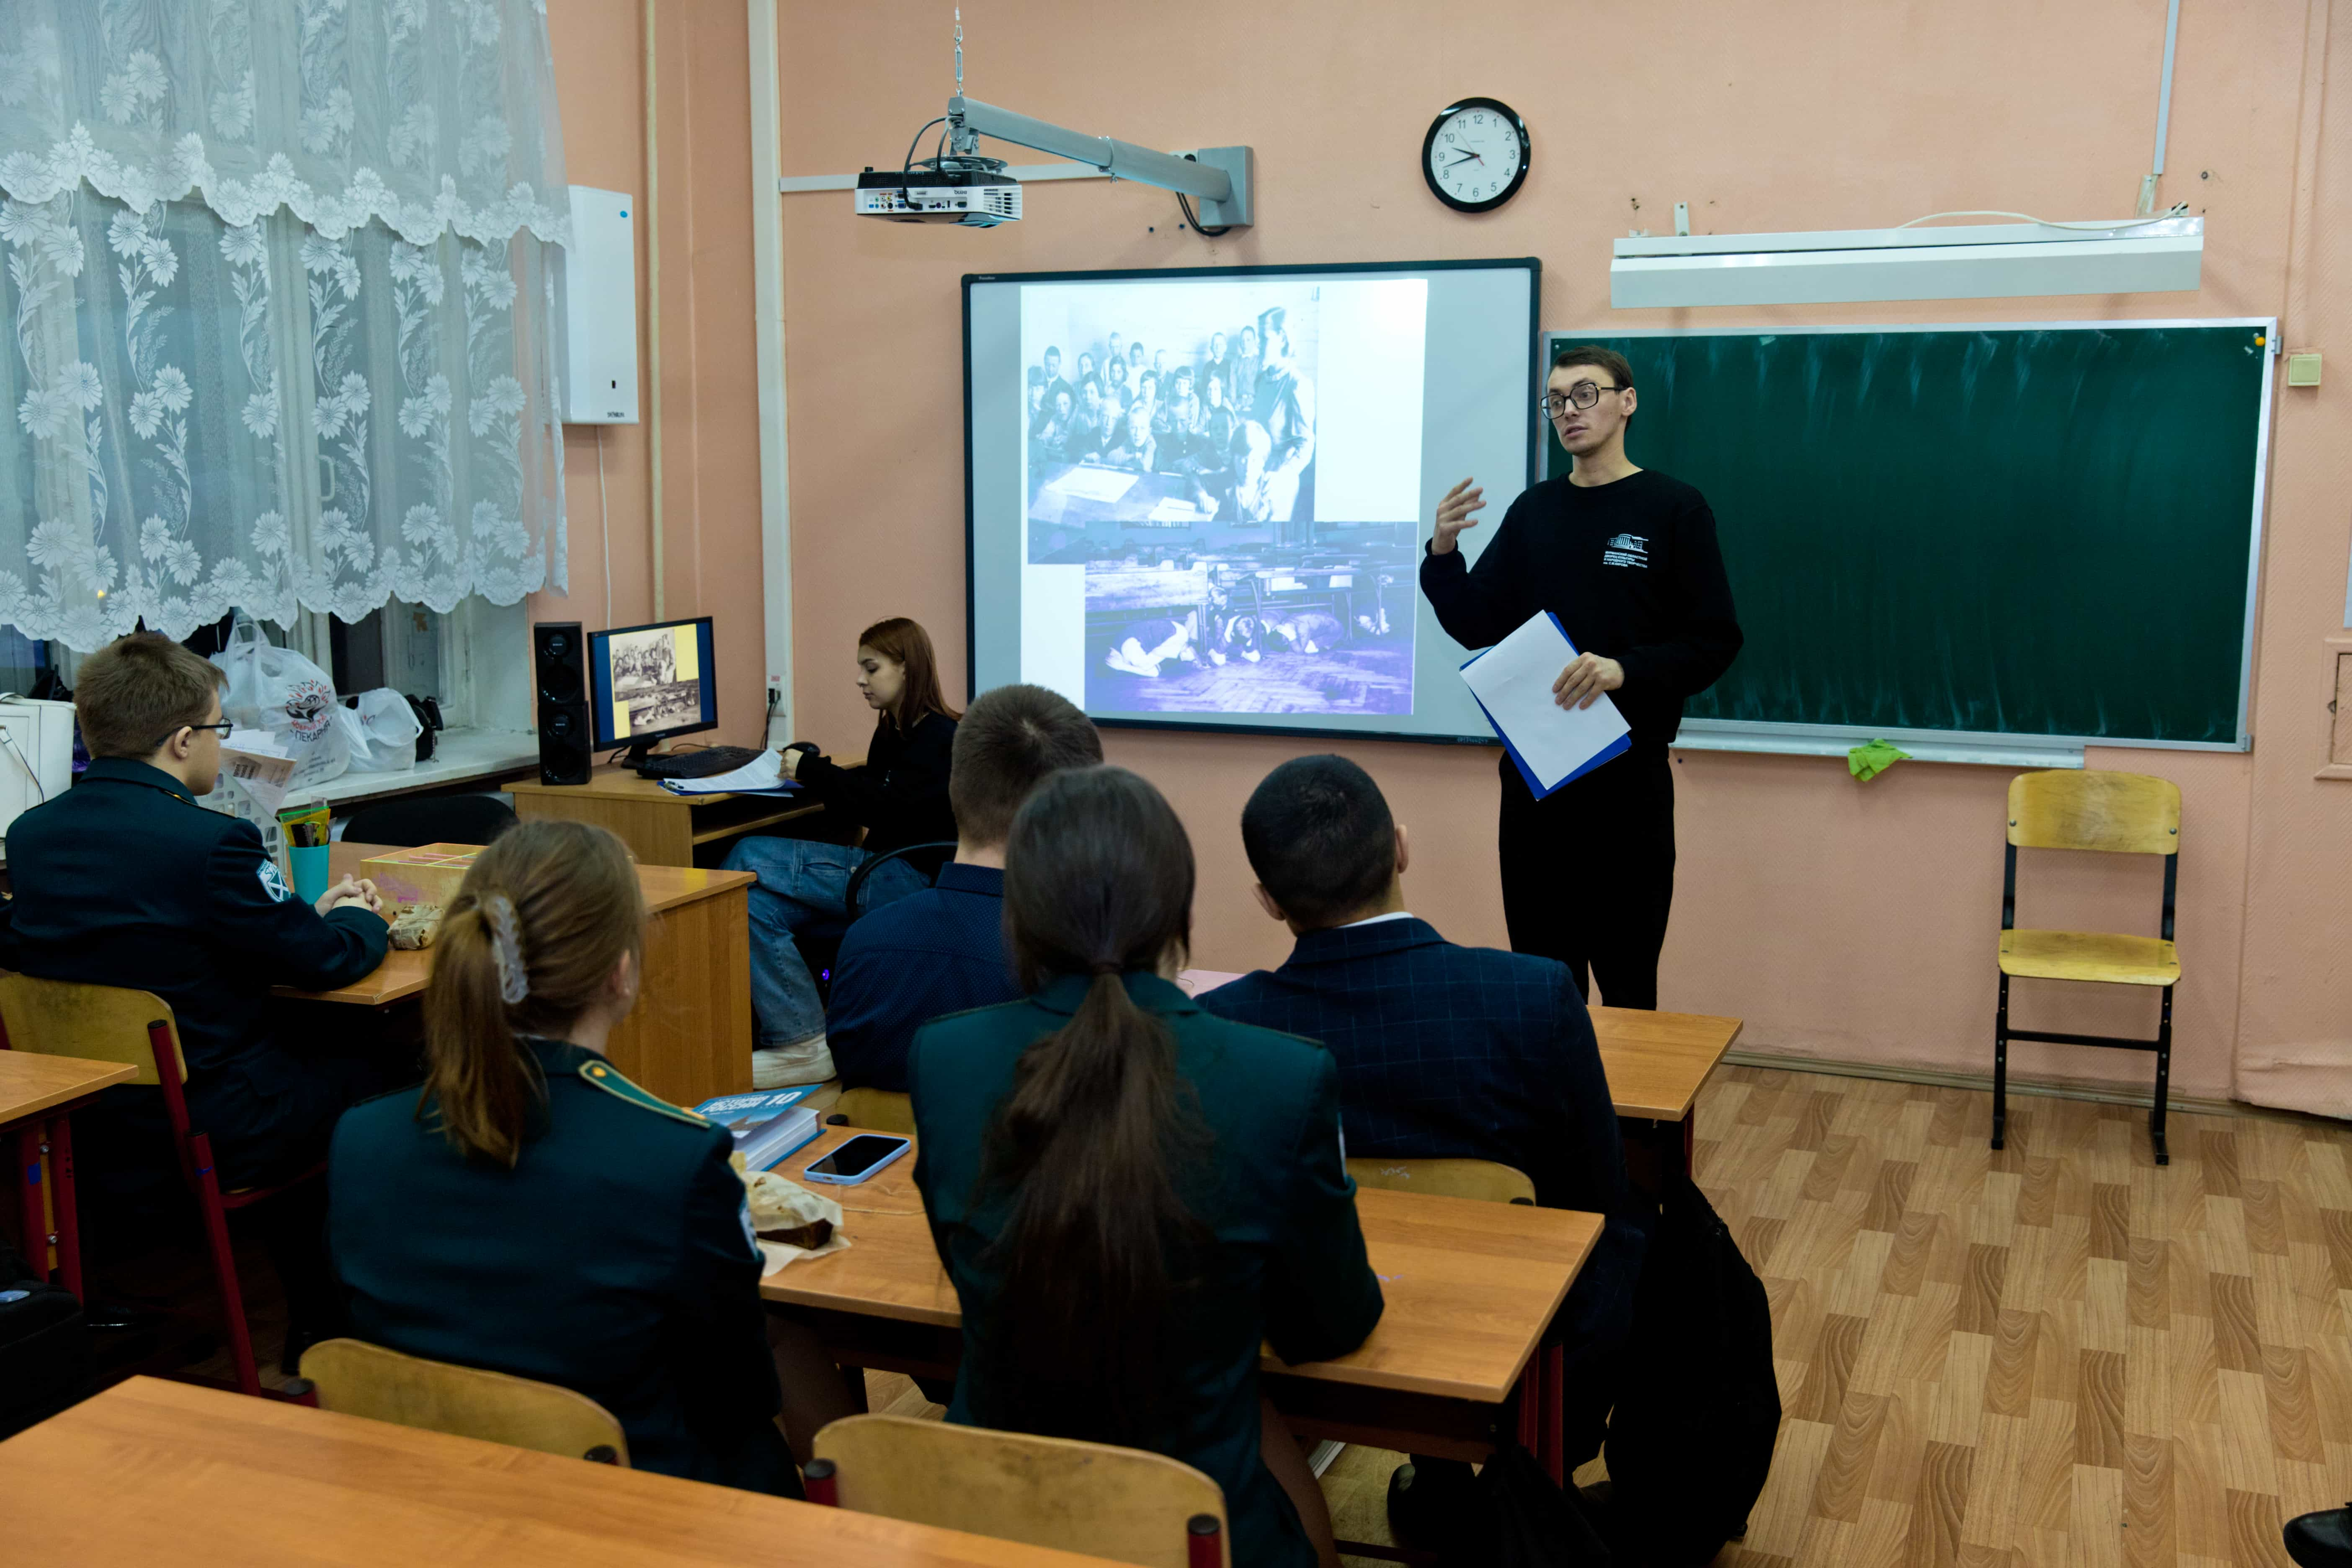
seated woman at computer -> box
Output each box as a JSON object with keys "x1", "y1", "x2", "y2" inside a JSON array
[{"x1": 722, "y1": 616, "x2": 959, "y2": 1088}]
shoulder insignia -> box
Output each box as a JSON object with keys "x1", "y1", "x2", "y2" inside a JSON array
[
  {"x1": 578, "y1": 1060, "x2": 711, "y2": 1127},
  {"x1": 256, "y1": 858, "x2": 292, "y2": 903}
]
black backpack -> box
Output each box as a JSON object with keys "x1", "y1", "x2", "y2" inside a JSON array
[
  {"x1": 1437, "y1": 1442, "x2": 1615, "y2": 1568},
  {"x1": 1599, "y1": 1176, "x2": 1780, "y2": 1565},
  {"x1": 0, "y1": 1235, "x2": 91, "y2": 1438}
]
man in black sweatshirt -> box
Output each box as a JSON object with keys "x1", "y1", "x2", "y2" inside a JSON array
[{"x1": 1419, "y1": 345, "x2": 1742, "y2": 1009}]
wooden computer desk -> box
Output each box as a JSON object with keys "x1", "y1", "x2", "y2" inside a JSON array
[
  {"x1": 1, "y1": 1377, "x2": 1132, "y2": 1568},
  {"x1": 760, "y1": 1127, "x2": 1600, "y2": 1478},
  {"x1": 279, "y1": 844, "x2": 756, "y2": 1105},
  {"x1": 507, "y1": 763, "x2": 827, "y2": 867},
  {"x1": 0, "y1": 1051, "x2": 135, "y2": 1299}
]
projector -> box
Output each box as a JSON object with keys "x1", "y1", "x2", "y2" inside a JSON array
[{"x1": 855, "y1": 162, "x2": 1021, "y2": 227}]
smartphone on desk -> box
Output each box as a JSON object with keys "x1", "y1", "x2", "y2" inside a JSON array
[{"x1": 802, "y1": 1134, "x2": 911, "y2": 1186}]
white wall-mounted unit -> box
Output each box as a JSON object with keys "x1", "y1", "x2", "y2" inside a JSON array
[
  {"x1": 0, "y1": 696, "x2": 75, "y2": 843},
  {"x1": 1611, "y1": 217, "x2": 2203, "y2": 309},
  {"x1": 560, "y1": 185, "x2": 641, "y2": 425}
]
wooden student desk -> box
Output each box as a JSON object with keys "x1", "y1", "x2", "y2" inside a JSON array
[
  {"x1": 507, "y1": 763, "x2": 828, "y2": 868},
  {"x1": 0, "y1": 1050, "x2": 135, "y2": 1299},
  {"x1": 761, "y1": 1127, "x2": 1601, "y2": 1472},
  {"x1": 279, "y1": 844, "x2": 757, "y2": 1105},
  {"x1": 0, "y1": 1377, "x2": 1133, "y2": 1568}
]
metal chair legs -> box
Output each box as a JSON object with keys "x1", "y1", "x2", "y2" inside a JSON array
[
  {"x1": 2150, "y1": 985, "x2": 2174, "y2": 1166},
  {"x1": 1991, "y1": 973, "x2": 2009, "y2": 1150}
]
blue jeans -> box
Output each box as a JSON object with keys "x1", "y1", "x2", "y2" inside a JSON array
[{"x1": 722, "y1": 838, "x2": 928, "y2": 1047}]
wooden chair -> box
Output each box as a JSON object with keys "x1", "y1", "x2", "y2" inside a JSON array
[
  {"x1": 805, "y1": 1413, "x2": 1228, "y2": 1568},
  {"x1": 1346, "y1": 1156, "x2": 1537, "y2": 1205},
  {"x1": 827, "y1": 1087, "x2": 915, "y2": 1135},
  {"x1": 1996, "y1": 769, "x2": 2183, "y2": 1164},
  {"x1": 298, "y1": 1338, "x2": 629, "y2": 1465},
  {"x1": 0, "y1": 976, "x2": 317, "y2": 1397}
]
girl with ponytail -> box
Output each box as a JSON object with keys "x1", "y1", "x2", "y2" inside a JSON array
[
  {"x1": 907, "y1": 767, "x2": 1385, "y2": 1568},
  {"x1": 328, "y1": 820, "x2": 855, "y2": 1496}
]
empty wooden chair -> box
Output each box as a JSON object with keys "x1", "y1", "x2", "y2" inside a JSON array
[
  {"x1": 1344, "y1": 1155, "x2": 1537, "y2": 1205},
  {"x1": 807, "y1": 1412, "x2": 1228, "y2": 1568},
  {"x1": 299, "y1": 1337, "x2": 628, "y2": 1465},
  {"x1": 0, "y1": 976, "x2": 315, "y2": 1398},
  {"x1": 1995, "y1": 769, "x2": 2183, "y2": 1164}
]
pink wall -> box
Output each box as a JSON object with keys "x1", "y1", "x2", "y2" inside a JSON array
[
  {"x1": 540, "y1": 1, "x2": 769, "y2": 750},
  {"x1": 552, "y1": 2, "x2": 2350, "y2": 1106}
]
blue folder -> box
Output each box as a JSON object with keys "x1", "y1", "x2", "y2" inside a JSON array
[{"x1": 1460, "y1": 612, "x2": 1631, "y2": 801}]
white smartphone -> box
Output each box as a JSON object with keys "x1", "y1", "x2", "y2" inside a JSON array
[{"x1": 801, "y1": 1133, "x2": 911, "y2": 1186}]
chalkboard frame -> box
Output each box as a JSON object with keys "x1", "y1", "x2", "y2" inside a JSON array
[{"x1": 1540, "y1": 318, "x2": 2279, "y2": 763}]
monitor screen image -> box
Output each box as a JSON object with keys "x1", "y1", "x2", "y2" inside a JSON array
[
  {"x1": 965, "y1": 258, "x2": 1539, "y2": 743},
  {"x1": 589, "y1": 615, "x2": 718, "y2": 751}
]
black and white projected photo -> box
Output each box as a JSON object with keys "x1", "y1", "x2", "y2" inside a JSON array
[
  {"x1": 966, "y1": 259, "x2": 1536, "y2": 740},
  {"x1": 1015, "y1": 273, "x2": 1428, "y2": 720},
  {"x1": 1084, "y1": 551, "x2": 1418, "y2": 715}
]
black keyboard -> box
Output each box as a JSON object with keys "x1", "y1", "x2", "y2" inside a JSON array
[{"x1": 636, "y1": 745, "x2": 768, "y2": 780}]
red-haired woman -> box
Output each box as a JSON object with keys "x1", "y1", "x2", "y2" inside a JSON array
[{"x1": 722, "y1": 617, "x2": 960, "y2": 1087}]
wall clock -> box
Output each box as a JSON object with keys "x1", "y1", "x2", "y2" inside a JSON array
[{"x1": 1423, "y1": 97, "x2": 1530, "y2": 213}]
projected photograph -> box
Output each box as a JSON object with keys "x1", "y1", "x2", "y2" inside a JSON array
[
  {"x1": 1023, "y1": 281, "x2": 1332, "y2": 564},
  {"x1": 1085, "y1": 549, "x2": 1416, "y2": 717},
  {"x1": 607, "y1": 624, "x2": 700, "y2": 738}
]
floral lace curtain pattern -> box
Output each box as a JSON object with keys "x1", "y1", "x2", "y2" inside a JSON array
[{"x1": 0, "y1": 0, "x2": 569, "y2": 649}]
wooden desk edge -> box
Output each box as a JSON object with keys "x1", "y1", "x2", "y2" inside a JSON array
[
  {"x1": 0, "y1": 1057, "x2": 139, "y2": 1122},
  {"x1": 1601, "y1": 1011, "x2": 1744, "y2": 1122}
]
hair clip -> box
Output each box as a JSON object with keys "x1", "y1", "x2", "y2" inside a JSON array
[{"x1": 486, "y1": 894, "x2": 529, "y2": 1005}]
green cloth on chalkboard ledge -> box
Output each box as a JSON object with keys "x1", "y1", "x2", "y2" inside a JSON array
[{"x1": 1848, "y1": 740, "x2": 1911, "y2": 782}]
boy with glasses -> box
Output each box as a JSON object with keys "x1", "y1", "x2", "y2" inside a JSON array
[
  {"x1": 0, "y1": 632, "x2": 392, "y2": 1354},
  {"x1": 1418, "y1": 346, "x2": 1742, "y2": 1010}
]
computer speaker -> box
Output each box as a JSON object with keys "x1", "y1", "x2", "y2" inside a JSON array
[{"x1": 533, "y1": 620, "x2": 592, "y2": 786}]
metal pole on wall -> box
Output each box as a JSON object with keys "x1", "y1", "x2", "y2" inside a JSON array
[
  {"x1": 746, "y1": 0, "x2": 793, "y2": 744},
  {"x1": 644, "y1": 0, "x2": 665, "y2": 620}
]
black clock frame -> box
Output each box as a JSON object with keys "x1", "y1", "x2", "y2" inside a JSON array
[{"x1": 1421, "y1": 97, "x2": 1531, "y2": 214}]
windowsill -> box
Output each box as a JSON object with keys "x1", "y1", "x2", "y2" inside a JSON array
[{"x1": 310, "y1": 728, "x2": 540, "y2": 808}]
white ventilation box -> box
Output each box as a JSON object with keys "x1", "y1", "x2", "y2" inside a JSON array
[
  {"x1": 560, "y1": 185, "x2": 640, "y2": 425},
  {"x1": 0, "y1": 696, "x2": 75, "y2": 843}
]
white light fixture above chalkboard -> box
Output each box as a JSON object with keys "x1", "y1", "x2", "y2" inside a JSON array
[{"x1": 1611, "y1": 213, "x2": 2203, "y2": 308}]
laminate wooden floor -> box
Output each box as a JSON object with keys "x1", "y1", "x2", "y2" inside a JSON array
[{"x1": 1681, "y1": 1065, "x2": 2352, "y2": 1568}]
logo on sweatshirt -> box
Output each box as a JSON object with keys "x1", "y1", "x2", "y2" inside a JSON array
[{"x1": 1602, "y1": 532, "x2": 1649, "y2": 569}]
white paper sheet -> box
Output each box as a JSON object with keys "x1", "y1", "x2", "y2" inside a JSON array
[
  {"x1": 1458, "y1": 611, "x2": 1630, "y2": 792},
  {"x1": 1044, "y1": 465, "x2": 1141, "y2": 503},
  {"x1": 1146, "y1": 496, "x2": 1207, "y2": 522},
  {"x1": 658, "y1": 748, "x2": 789, "y2": 795}
]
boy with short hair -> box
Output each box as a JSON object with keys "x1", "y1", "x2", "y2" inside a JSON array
[
  {"x1": 2, "y1": 632, "x2": 391, "y2": 1186},
  {"x1": 825, "y1": 684, "x2": 1102, "y2": 1091}
]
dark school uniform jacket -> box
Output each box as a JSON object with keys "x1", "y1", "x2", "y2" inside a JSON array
[
  {"x1": 908, "y1": 974, "x2": 1384, "y2": 1568},
  {"x1": 328, "y1": 1038, "x2": 798, "y2": 1496},
  {"x1": 1198, "y1": 916, "x2": 1647, "y2": 1342},
  {"x1": 0, "y1": 757, "x2": 388, "y2": 1174},
  {"x1": 792, "y1": 709, "x2": 958, "y2": 856},
  {"x1": 1420, "y1": 468, "x2": 1742, "y2": 750}
]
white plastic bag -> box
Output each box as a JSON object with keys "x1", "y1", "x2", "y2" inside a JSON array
[
  {"x1": 335, "y1": 688, "x2": 425, "y2": 773},
  {"x1": 209, "y1": 615, "x2": 349, "y2": 790}
]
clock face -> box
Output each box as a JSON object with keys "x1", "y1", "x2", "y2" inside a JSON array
[{"x1": 1423, "y1": 98, "x2": 1529, "y2": 213}]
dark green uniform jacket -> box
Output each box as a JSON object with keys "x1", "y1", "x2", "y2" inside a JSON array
[
  {"x1": 908, "y1": 973, "x2": 1384, "y2": 1568},
  {"x1": 328, "y1": 1038, "x2": 797, "y2": 1496},
  {"x1": 0, "y1": 757, "x2": 389, "y2": 1184}
]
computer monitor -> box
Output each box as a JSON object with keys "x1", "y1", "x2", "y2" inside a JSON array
[{"x1": 588, "y1": 615, "x2": 718, "y2": 762}]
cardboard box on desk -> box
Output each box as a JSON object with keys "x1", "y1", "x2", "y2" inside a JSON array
[{"x1": 359, "y1": 843, "x2": 485, "y2": 910}]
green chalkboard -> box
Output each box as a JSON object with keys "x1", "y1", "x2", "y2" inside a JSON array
[{"x1": 1542, "y1": 324, "x2": 2273, "y2": 748}]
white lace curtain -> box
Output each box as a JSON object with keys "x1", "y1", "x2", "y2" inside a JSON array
[{"x1": 0, "y1": 0, "x2": 569, "y2": 649}]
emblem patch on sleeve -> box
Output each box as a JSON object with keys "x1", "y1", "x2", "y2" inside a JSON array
[
  {"x1": 739, "y1": 1200, "x2": 762, "y2": 1261},
  {"x1": 257, "y1": 859, "x2": 292, "y2": 903}
]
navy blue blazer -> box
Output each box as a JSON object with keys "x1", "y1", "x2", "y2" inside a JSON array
[
  {"x1": 826, "y1": 861, "x2": 1020, "y2": 1092},
  {"x1": 1197, "y1": 916, "x2": 1645, "y2": 1323}
]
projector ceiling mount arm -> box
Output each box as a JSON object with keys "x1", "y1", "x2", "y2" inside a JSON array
[{"x1": 945, "y1": 95, "x2": 1255, "y2": 231}]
